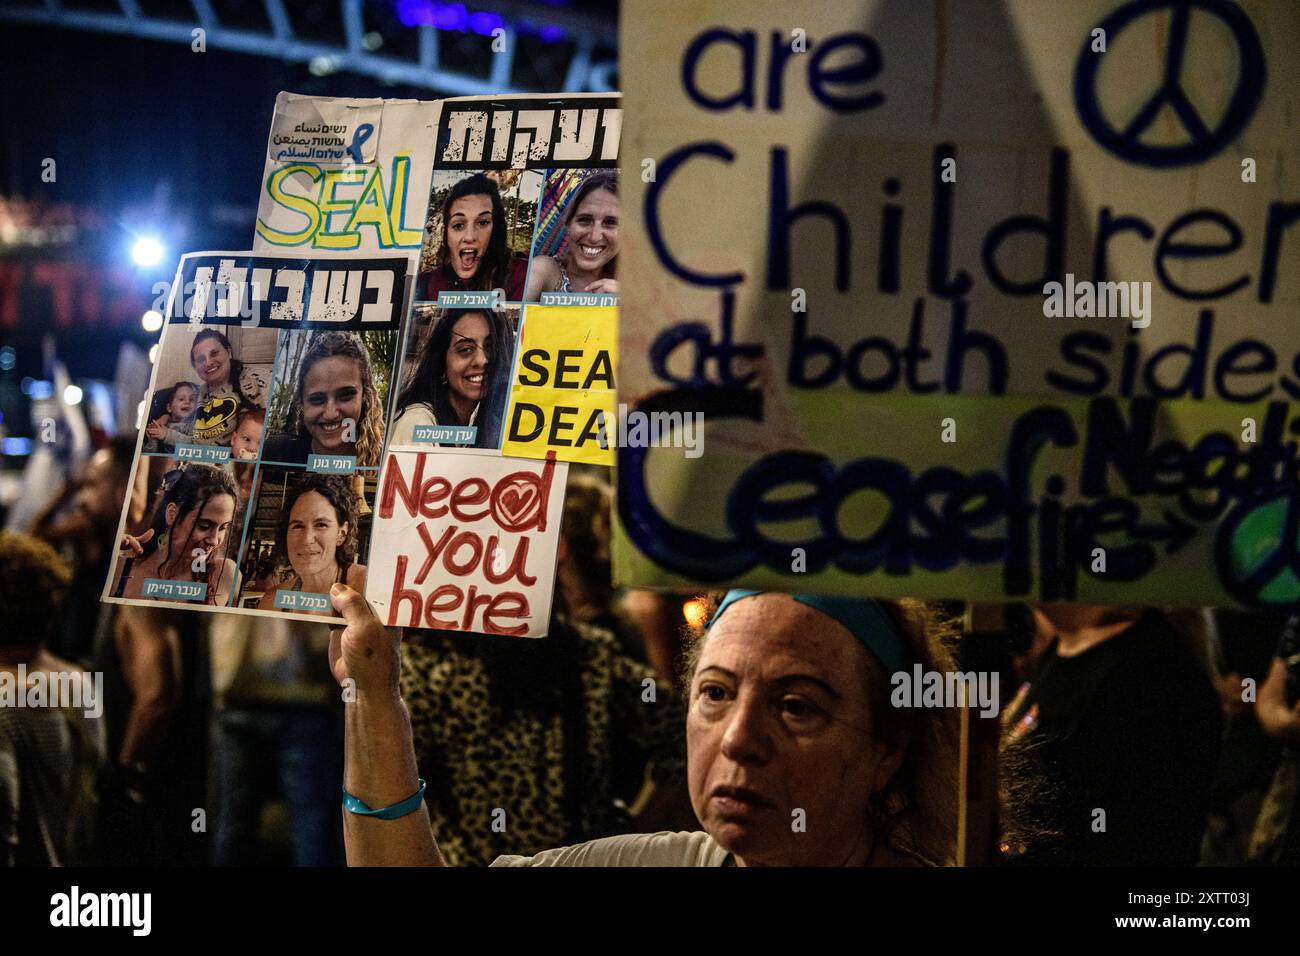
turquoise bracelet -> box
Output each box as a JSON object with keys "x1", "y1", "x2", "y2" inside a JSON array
[{"x1": 341, "y1": 779, "x2": 427, "y2": 820}]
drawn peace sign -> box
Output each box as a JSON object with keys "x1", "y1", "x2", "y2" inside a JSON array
[
  {"x1": 1217, "y1": 490, "x2": 1300, "y2": 610},
  {"x1": 1074, "y1": 0, "x2": 1265, "y2": 168}
]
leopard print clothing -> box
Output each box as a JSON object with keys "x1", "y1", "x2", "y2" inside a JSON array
[{"x1": 399, "y1": 615, "x2": 687, "y2": 866}]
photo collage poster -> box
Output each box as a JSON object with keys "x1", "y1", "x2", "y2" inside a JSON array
[
  {"x1": 103, "y1": 92, "x2": 621, "y2": 634},
  {"x1": 101, "y1": 252, "x2": 412, "y2": 623},
  {"x1": 367, "y1": 93, "x2": 622, "y2": 635}
]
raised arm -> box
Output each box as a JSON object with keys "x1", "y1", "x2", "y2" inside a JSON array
[{"x1": 328, "y1": 583, "x2": 444, "y2": 866}]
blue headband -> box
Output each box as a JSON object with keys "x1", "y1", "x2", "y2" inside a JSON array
[{"x1": 706, "y1": 590, "x2": 908, "y2": 674}]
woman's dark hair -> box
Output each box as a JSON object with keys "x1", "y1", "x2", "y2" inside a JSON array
[
  {"x1": 563, "y1": 170, "x2": 619, "y2": 279},
  {"x1": 396, "y1": 308, "x2": 515, "y2": 449},
  {"x1": 190, "y1": 329, "x2": 248, "y2": 400},
  {"x1": 435, "y1": 173, "x2": 512, "y2": 292},
  {"x1": 0, "y1": 531, "x2": 72, "y2": 648},
  {"x1": 273, "y1": 473, "x2": 360, "y2": 571},
  {"x1": 141, "y1": 463, "x2": 239, "y2": 583}
]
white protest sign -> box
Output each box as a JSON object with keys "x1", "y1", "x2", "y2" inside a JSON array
[
  {"x1": 366, "y1": 450, "x2": 567, "y2": 636},
  {"x1": 615, "y1": 0, "x2": 1300, "y2": 610}
]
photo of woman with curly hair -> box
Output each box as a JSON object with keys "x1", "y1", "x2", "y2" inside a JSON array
[{"x1": 261, "y1": 330, "x2": 387, "y2": 468}]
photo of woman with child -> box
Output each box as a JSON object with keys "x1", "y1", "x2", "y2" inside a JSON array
[
  {"x1": 389, "y1": 307, "x2": 516, "y2": 450},
  {"x1": 254, "y1": 473, "x2": 367, "y2": 614},
  {"x1": 417, "y1": 173, "x2": 530, "y2": 302},
  {"x1": 187, "y1": 328, "x2": 272, "y2": 447},
  {"x1": 525, "y1": 170, "x2": 619, "y2": 301},
  {"x1": 261, "y1": 331, "x2": 387, "y2": 468}
]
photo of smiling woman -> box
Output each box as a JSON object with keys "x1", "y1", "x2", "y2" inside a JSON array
[
  {"x1": 417, "y1": 173, "x2": 532, "y2": 302},
  {"x1": 525, "y1": 170, "x2": 619, "y2": 301},
  {"x1": 188, "y1": 328, "x2": 272, "y2": 446},
  {"x1": 255, "y1": 474, "x2": 366, "y2": 615},
  {"x1": 261, "y1": 331, "x2": 387, "y2": 468},
  {"x1": 389, "y1": 307, "x2": 517, "y2": 449},
  {"x1": 110, "y1": 462, "x2": 241, "y2": 606}
]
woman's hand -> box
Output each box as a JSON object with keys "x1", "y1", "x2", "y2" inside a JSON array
[
  {"x1": 118, "y1": 527, "x2": 155, "y2": 558},
  {"x1": 328, "y1": 583, "x2": 401, "y2": 703},
  {"x1": 585, "y1": 277, "x2": 619, "y2": 295}
]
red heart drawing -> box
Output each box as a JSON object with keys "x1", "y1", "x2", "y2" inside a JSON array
[{"x1": 495, "y1": 480, "x2": 540, "y2": 530}]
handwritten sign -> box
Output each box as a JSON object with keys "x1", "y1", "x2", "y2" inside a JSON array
[
  {"x1": 502, "y1": 305, "x2": 618, "y2": 466},
  {"x1": 365, "y1": 450, "x2": 567, "y2": 637},
  {"x1": 614, "y1": 0, "x2": 1300, "y2": 610}
]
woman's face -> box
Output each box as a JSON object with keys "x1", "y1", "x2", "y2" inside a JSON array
[
  {"x1": 302, "y1": 356, "x2": 363, "y2": 454},
  {"x1": 167, "y1": 493, "x2": 235, "y2": 570},
  {"x1": 566, "y1": 188, "x2": 619, "y2": 273},
  {"x1": 191, "y1": 337, "x2": 232, "y2": 387},
  {"x1": 169, "y1": 386, "x2": 198, "y2": 419},
  {"x1": 443, "y1": 312, "x2": 491, "y2": 407},
  {"x1": 686, "y1": 594, "x2": 889, "y2": 866},
  {"x1": 445, "y1": 193, "x2": 494, "y2": 280},
  {"x1": 286, "y1": 490, "x2": 345, "y2": 581}
]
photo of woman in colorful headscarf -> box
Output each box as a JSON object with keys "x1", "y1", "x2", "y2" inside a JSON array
[
  {"x1": 111, "y1": 462, "x2": 241, "y2": 606},
  {"x1": 260, "y1": 331, "x2": 387, "y2": 468},
  {"x1": 187, "y1": 328, "x2": 272, "y2": 447},
  {"x1": 256, "y1": 474, "x2": 366, "y2": 614},
  {"x1": 525, "y1": 170, "x2": 619, "y2": 301},
  {"x1": 389, "y1": 307, "x2": 516, "y2": 450},
  {"x1": 417, "y1": 173, "x2": 531, "y2": 302}
]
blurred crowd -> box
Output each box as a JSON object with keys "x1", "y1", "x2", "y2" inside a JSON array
[{"x1": 1, "y1": 436, "x2": 1298, "y2": 866}]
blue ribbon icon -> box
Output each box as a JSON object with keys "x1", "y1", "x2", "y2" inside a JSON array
[{"x1": 347, "y1": 123, "x2": 375, "y2": 164}]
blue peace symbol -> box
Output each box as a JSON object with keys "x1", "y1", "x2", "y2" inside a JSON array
[{"x1": 1074, "y1": 0, "x2": 1266, "y2": 168}]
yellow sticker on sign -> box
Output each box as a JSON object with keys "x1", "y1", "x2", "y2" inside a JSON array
[{"x1": 503, "y1": 305, "x2": 618, "y2": 466}]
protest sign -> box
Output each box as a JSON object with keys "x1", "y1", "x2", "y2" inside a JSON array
[
  {"x1": 502, "y1": 305, "x2": 618, "y2": 466},
  {"x1": 255, "y1": 93, "x2": 437, "y2": 256},
  {"x1": 365, "y1": 449, "x2": 567, "y2": 637},
  {"x1": 102, "y1": 251, "x2": 411, "y2": 623},
  {"x1": 614, "y1": 0, "x2": 1300, "y2": 610}
]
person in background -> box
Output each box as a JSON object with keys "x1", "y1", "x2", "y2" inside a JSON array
[
  {"x1": 29, "y1": 436, "x2": 137, "y2": 664},
  {"x1": 1200, "y1": 609, "x2": 1286, "y2": 865},
  {"x1": 209, "y1": 615, "x2": 343, "y2": 866},
  {"x1": 95, "y1": 602, "x2": 210, "y2": 866},
  {"x1": 0, "y1": 531, "x2": 105, "y2": 866},
  {"x1": 1002, "y1": 605, "x2": 1221, "y2": 865},
  {"x1": 1248, "y1": 614, "x2": 1300, "y2": 864}
]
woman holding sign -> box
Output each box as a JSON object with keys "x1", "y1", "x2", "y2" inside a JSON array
[
  {"x1": 262, "y1": 331, "x2": 386, "y2": 468},
  {"x1": 389, "y1": 308, "x2": 515, "y2": 450},
  {"x1": 327, "y1": 586, "x2": 960, "y2": 866},
  {"x1": 111, "y1": 463, "x2": 241, "y2": 607},
  {"x1": 188, "y1": 329, "x2": 271, "y2": 447},
  {"x1": 525, "y1": 171, "x2": 620, "y2": 301},
  {"x1": 257, "y1": 474, "x2": 366, "y2": 614}
]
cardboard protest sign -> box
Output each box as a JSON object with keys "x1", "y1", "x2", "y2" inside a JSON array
[
  {"x1": 247, "y1": 91, "x2": 619, "y2": 636},
  {"x1": 502, "y1": 305, "x2": 618, "y2": 465},
  {"x1": 255, "y1": 93, "x2": 438, "y2": 256},
  {"x1": 365, "y1": 450, "x2": 567, "y2": 637},
  {"x1": 614, "y1": 0, "x2": 1300, "y2": 610},
  {"x1": 389, "y1": 93, "x2": 622, "y2": 454},
  {"x1": 102, "y1": 251, "x2": 411, "y2": 623}
]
